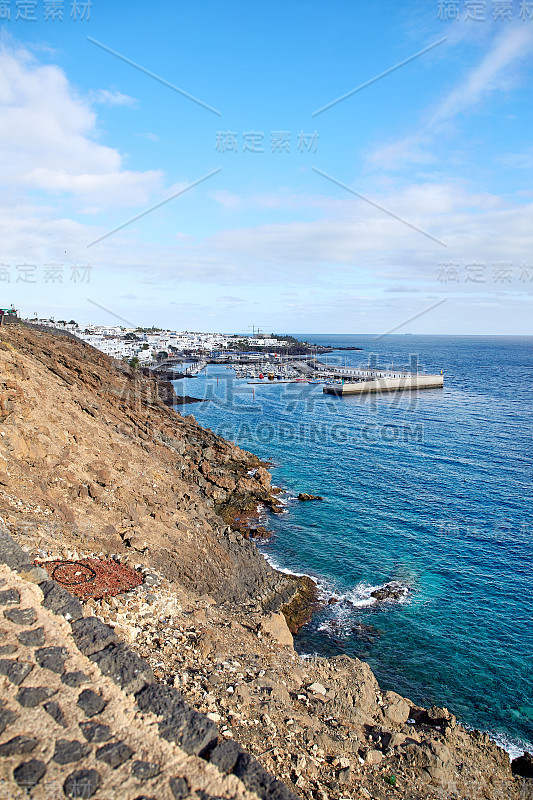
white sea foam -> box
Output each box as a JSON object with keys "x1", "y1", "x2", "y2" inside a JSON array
[
  {"x1": 464, "y1": 726, "x2": 532, "y2": 761},
  {"x1": 261, "y1": 552, "x2": 532, "y2": 757},
  {"x1": 259, "y1": 550, "x2": 313, "y2": 580},
  {"x1": 311, "y1": 580, "x2": 413, "y2": 640},
  {"x1": 259, "y1": 551, "x2": 338, "y2": 604},
  {"x1": 333, "y1": 581, "x2": 412, "y2": 609},
  {"x1": 260, "y1": 552, "x2": 413, "y2": 614}
]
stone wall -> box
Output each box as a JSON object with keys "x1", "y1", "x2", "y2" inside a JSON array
[{"x1": 0, "y1": 521, "x2": 297, "y2": 800}]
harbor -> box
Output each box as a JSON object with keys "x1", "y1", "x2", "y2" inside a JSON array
[
  {"x1": 108, "y1": 336, "x2": 446, "y2": 397},
  {"x1": 223, "y1": 359, "x2": 444, "y2": 395}
]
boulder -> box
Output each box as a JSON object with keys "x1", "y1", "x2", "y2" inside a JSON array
[
  {"x1": 364, "y1": 749, "x2": 383, "y2": 765},
  {"x1": 308, "y1": 682, "x2": 327, "y2": 696},
  {"x1": 212, "y1": 474, "x2": 236, "y2": 491},
  {"x1": 427, "y1": 705, "x2": 456, "y2": 729},
  {"x1": 258, "y1": 612, "x2": 293, "y2": 648},
  {"x1": 512, "y1": 751, "x2": 533, "y2": 778},
  {"x1": 298, "y1": 493, "x2": 323, "y2": 501},
  {"x1": 255, "y1": 467, "x2": 271, "y2": 488},
  {"x1": 382, "y1": 691, "x2": 410, "y2": 725}
]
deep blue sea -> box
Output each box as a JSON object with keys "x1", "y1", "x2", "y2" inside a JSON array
[{"x1": 173, "y1": 335, "x2": 533, "y2": 756}]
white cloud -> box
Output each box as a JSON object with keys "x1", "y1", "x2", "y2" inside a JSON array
[
  {"x1": 498, "y1": 149, "x2": 533, "y2": 170},
  {"x1": 385, "y1": 285, "x2": 422, "y2": 293},
  {"x1": 135, "y1": 132, "x2": 160, "y2": 142},
  {"x1": 210, "y1": 190, "x2": 242, "y2": 210},
  {"x1": 70, "y1": 180, "x2": 533, "y2": 296},
  {"x1": 370, "y1": 26, "x2": 533, "y2": 169},
  {"x1": 0, "y1": 43, "x2": 162, "y2": 209},
  {"x1": 89, "y1": 89, "x2": 138, "y2": 107},
  {"x1": 209, "y1": 188, "x2": 347, "y2": 213},
  {"x1": 430, "y1": 26, "x2": 533, "y2": 124},
  {"x1": 0, "y1": 42, "x2": 530, "y2": 333},
  {"x1": 217, "y1": 295, "x2": 245, "y2": 305}
]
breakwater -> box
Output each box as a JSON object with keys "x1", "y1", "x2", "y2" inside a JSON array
[{"x1": 323, "y1": 374, "x2": 444, "y2": 395}]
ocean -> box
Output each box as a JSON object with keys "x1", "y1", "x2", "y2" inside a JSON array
[{"x1": 173, "y1": 335, "x2": 533, "y2": 757}]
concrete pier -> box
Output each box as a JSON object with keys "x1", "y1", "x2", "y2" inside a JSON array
[{"x1": 323, "y1": 373, "x2": 444, "y2": 395}]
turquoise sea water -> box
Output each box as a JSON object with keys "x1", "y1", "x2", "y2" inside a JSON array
[{"x1": 173, "y1": 335, "x2": 533, "y2": 756}]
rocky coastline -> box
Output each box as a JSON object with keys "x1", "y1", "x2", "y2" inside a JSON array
[{"x1": 0, "y1": 323, "x2": 531, "y2": 800}]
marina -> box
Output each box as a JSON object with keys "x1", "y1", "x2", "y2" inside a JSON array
[{"x1": 223, "y1": 359, "x2": 444, "y2": 395}]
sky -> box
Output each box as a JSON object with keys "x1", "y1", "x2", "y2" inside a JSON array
[{"x1": 1, "y1": 0, "x2": 533, "y2": 334}]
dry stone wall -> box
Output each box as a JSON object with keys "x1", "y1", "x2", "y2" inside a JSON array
[{"x1": 0, "y1": 521, "x2": 297, "y2": 800}]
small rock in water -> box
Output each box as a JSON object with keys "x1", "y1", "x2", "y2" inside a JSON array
[{"x1": 370, "y1": 581, "x2": 409, "y2": 602}]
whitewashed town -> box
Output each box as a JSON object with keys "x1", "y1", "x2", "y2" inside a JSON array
[
  {"x1": 29, "y1": 317, "x2": 294, "y2": 365},
  {"x1": 1, "y1": 308, "x2": 443, "y2": 392}
]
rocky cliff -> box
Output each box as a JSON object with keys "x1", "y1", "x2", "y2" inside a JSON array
[
  {"x1": 0, "y1": 324, "x2": 310, "y2": 619},
  {"x1": 0, "y1": 324, "x2": 530, "y2": 800}
]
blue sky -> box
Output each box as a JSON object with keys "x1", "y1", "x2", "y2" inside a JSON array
[{"x1": 1, "y1": 0, "x2": 532, "y2": 333}]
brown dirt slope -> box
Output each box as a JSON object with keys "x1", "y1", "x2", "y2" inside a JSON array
[
  {"x1": 0, "y1": 323, "x2": 530, "y2": 800},
  {"x1": 0, "y1": 323, "x2": 302, "y2": 613}
]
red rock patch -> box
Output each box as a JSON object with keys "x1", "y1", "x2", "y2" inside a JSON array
[{"x1": 36, "y1": 559, "x2": 143, "y2": 599}]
